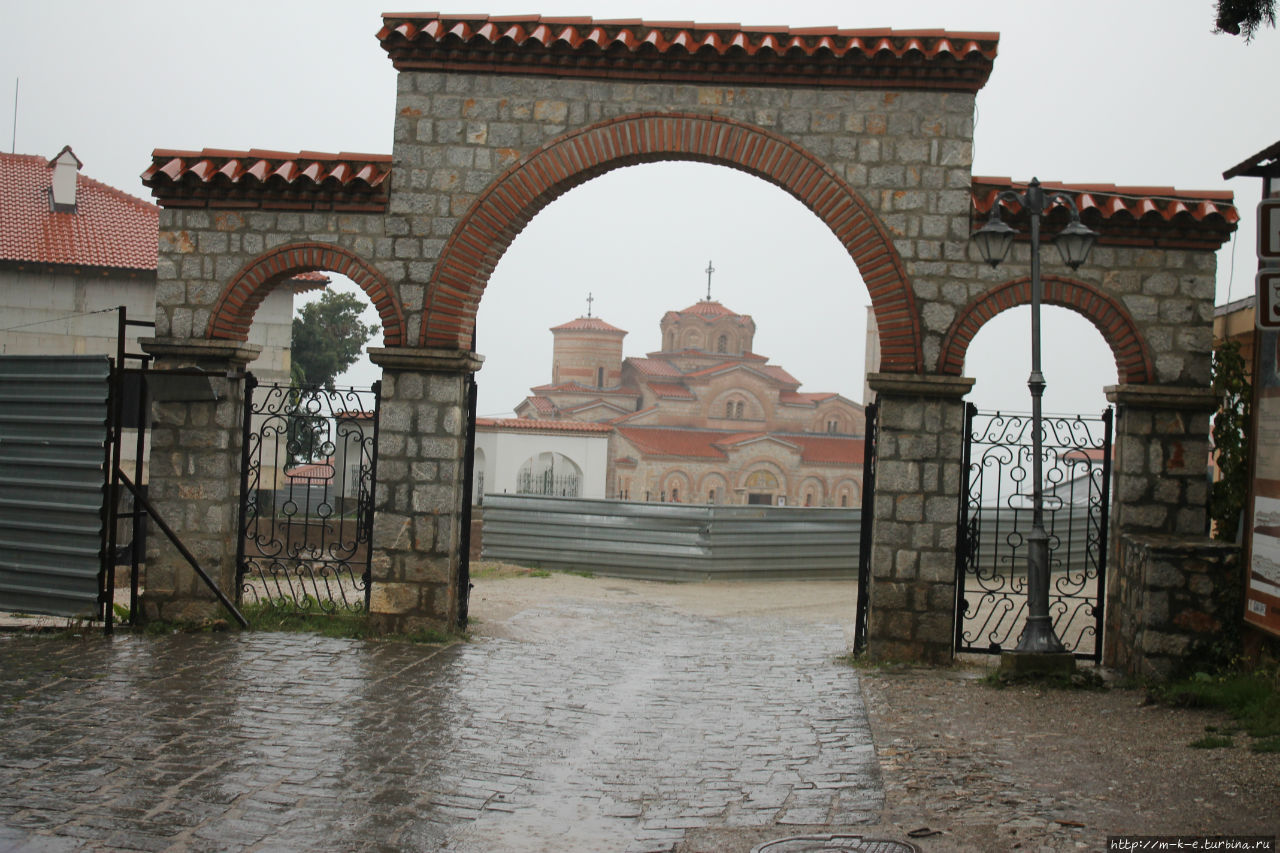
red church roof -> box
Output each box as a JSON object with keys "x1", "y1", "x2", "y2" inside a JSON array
[
  {"x1": 551, "y1": 316, "x2": 627, "y2": 334},
  {"x1": 0, "y1": 149, "x2": 157, "y2": 271},
  {"x1": 615, "y1": 426, "x2": 863, "y2": 464}
]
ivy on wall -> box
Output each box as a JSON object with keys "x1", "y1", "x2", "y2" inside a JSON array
[{"x1": 1210, "y1": 339, "x2": 1252, "y2": 541}]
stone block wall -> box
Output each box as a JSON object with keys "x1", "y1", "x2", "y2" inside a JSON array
[{"x1": 1105, "y1": 532, "x2": 1240, "y2": 680}]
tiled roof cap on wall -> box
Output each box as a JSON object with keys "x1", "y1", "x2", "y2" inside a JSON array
[
  {"x1": 1, "y1": 151, "x2": 157, "y2": 271},
  {"x1": 378, "y1": 15, "x2": 1000, "y2": 93},
  {"x1": 142, "y1": 149, "x2": 392, "y2": 212},
  {"x1": 972, "y1": 177, "x2": 1238, "y2": 250}
]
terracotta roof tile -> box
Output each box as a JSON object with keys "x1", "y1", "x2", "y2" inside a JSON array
[
  {"x1": 628, "y1": 358, "x2": 683, "y2": 378},
  {"x1": 664, "y1": 300, "x2": 754, "y2": 326},
  {"x1": 477, "y1": 417, "x2": 612, "y2": 433},
  {"x1": 142, "y1": 149, "x2": 392, "y2": 211},
  {"x1": 551, "y1": 316, "x2": 627, "y2": 334},
  {"x1": 0, "y1": 150, "x2": 157, "y2": 271},
  {"x1": 378, "y1": 15, "x2": 999, "y2": 93},
  {"x1": 521, "y1": 395, "x2": 557, "y2": 414},
  {"x1": 972, "y1": 177, "x2": 1238, "y2": 250},
  {"x1": 615, "y1": 427, "x2": 729, "y2": 459},
  {"x1": 647, "y1": 382, "x2": 695, "y2": 399},
  {"x1": 784, "y1": 434, "x2": 865, "y2": 465}
]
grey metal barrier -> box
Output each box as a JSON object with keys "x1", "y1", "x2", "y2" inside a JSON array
[{"x1": 480, "y1": 494, "x2": 862, "y2": 581}]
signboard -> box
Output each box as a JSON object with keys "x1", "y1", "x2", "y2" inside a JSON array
[
  {"x1": 1260, "y1": 198, "x2": 1280, "y2": 260},
  {"x1": 1246, "y1": 327, "x2": 1280, "y2": 638},
  {"x1": 1257, "y1": 270, "x2": 1280, "y2": 330}
]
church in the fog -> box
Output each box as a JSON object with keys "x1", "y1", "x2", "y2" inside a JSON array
[{"x1": 474, "y1": 286, "x2": 867, "y2": 507}]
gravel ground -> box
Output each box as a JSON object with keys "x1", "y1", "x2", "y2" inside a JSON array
[{"x1": 470, "y1": 568, "x2": 1280, "y2": 852}]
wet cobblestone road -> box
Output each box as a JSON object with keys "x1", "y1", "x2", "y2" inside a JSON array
[{"x1": 0, "y1": 595, "x2": 879, "y2": 852}]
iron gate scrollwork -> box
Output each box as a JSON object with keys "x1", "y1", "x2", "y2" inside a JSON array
[
  {"x1": 955, "y1": 405, "x2": 1112, "y2": 660},
  {"x1": 236, "y1": 376, "x2": 380, "y2": 613}
]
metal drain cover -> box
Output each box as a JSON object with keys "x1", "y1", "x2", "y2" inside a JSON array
[{"x1": 752, "y1": 835, "x2": 921, "y2": 853}]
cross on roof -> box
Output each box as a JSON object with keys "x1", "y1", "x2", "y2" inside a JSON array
[
  {"x1": 705, "y1": 260, "x2": 715, "y2": 301},
  {"x1": 586, "y1": 292, "x2": 593, "y2": 317}
]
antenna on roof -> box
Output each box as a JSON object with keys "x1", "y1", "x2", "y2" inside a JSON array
[
  {"x1": 704, "y1": 260, "x2": 715, "y2": 301},
  {"x1": 10, "y1": 77, "x2": 17, "y2": 154},
  {"x1": 586, "y1": 292, "x2": 594, "y2": 317}
]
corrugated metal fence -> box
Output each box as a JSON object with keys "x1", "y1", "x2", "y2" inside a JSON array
[
  {"x1": 0, "y1": 356, "x2": 110, "y2": 617},
  {"x1": 481, "y1": 494, "x2": 1102, "y2": 585},
  {"x1": 481, "y1": 494, "x2": 862, "y2": 581}
]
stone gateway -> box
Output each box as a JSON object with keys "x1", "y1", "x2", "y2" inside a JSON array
[{"x1": 139, "y1": 14, "x2": 1236, "y2": 667}]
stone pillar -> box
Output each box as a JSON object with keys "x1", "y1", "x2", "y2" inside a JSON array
[
  {"x1": 1102, "y1": 384, "x2": 1224, "y2": 673},
  {"x1": 1104, "y1": 384, "x2": 1217, "y2": 537},
  {"x1": 366, "y1": 346, "x2": 483, "y2": 634},
  {"x1": 864, "y1": 373, "x2": 974, "y2": 663},
  {"x1": 138, "y1": 337, "x2": 261, "y2": 622}
]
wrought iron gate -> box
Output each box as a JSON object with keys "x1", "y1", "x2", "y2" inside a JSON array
[
  {"x1": 236, "y1": 377, "x2": 380, "y2": 613},
  {"x1": 955, "y1": 405, "x2": 1112, "y2": 660},
  {"x1": 853, "y1": 402, "x2": 878, "y2": 654}
]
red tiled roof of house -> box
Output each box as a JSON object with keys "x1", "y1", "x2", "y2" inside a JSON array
[
  {"x1": 759, "y1": 365, "x2": 801, "y2": 386},
  {"x1": 378, "y1": 15, "x2": 1000, "y2": 93},
  {"x1": 477, "y1": 417, "x2": 612, "y2": 433},
  {"x1": 142, "y1": 149, "x2": 392, "y2": 212},
  {"x1": 972, "y1": 177, "x2": 1237, "y2": 250},
  {"x1": 614, "y1": 425, "x2": 863, "y2": 464},
  {"x1": 551, "y1": 316, "x2": 627, "y2": 335},
  {"x1": 0, "y1": 150, "x2": 157, "y2": 271},
  {"x1": 285, "y1": 458, "x2": 336, "y2": 480}
]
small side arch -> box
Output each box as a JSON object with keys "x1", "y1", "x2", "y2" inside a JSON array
[
  {"x1": 936, "y1": 275, "x2": 1153, "y2": 383},
  {"x1": 208, "y1": 242, "x2": 406, "y2": 346}
]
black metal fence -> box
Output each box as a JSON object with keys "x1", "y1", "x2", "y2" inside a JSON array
[
  {"x1": 955, "y1": 406, "x2": 1113, "y2": 660},
  {"x1": 236, "y1": 378, "x2": 380, "y2": 613}
]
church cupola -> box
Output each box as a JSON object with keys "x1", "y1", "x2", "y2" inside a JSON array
[{"x1": 549, "y1": 294, "x2": 627, "y2": 388}]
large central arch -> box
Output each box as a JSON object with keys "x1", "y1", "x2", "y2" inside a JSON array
[{"x1": 422, "y1": 112, "x2": 922, "y2": 372}]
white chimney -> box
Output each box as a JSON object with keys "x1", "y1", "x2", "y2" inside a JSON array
[{"x1": 49, "y1": 145, "x2": 83, "y2": 211}]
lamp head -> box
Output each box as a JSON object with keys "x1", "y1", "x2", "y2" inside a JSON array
[
  {"x1": 972, "y1": 214, "x2": 1016, "y2": 268},
  {"x1": 1054, "y1": 219, "x2": 1098, "y2": 270}
]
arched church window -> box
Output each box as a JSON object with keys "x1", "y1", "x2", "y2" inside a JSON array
[
  {"x1": 726, "y1": 401, "x2": 735, "y2": 418},
  {"x1": 735, "y1": 401, "x2": 745, "y2": 419},
  {"x1": 717, "y1": 335, "x2": 727, "y2": 354}
]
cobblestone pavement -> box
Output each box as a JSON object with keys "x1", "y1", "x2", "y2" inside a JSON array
[{"x1": 0, "y1": 596, "x2": 879, "y2": 852}]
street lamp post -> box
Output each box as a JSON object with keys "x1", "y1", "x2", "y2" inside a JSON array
[{"x1": 971, "y1": 177, "x2": 1098, "y2": 658}]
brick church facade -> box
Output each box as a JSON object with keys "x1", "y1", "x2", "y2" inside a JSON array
[{"x1": 489, "y1": 295, "x2": 866, "y2": 507}]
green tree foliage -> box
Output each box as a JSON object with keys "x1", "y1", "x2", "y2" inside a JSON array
[
  {"x1": 1215, "y1": 0, "x2": 1276, "y2": 39},
  {"x1": 291, "y1": 289, "x2": 378, "y2": 390},
  {"x1": 1210, "y1": 339, "x2": 1252, "y2": 541}
]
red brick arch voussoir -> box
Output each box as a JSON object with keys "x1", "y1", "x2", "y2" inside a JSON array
[
  {"x1": 422, "y1": 112, "x2": 921, "y2": 372},
  {"x1": 207, "y1": 242, "x2": 406, "y2": 346},
  {"x1": 937, "y1": 275, "x2": 1153, "y2": 384}
]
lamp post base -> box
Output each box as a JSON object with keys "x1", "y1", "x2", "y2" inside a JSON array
[{"x1": 998, "y1": 650, "x2": 1077, "y2": 678}]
